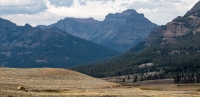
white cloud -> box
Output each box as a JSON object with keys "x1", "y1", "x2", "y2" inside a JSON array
[
  {"x1": 0, "y1": 0, "x2": 35, "y2": 7},
  {"x1": 128, "y1": 0, "x2": 198, "y2": 25},
  {"x1": 0, "y1": 0, "x2": 199, "y2": 26},
  {"x1": 44, "y1": 0, "x2": 199, "y2": 25},
  {"x1": 48, "y1": 0, "x2": 74, "y2": 7},
  {"x1": 0, "y1": 0, "x2": 47, "y2": 14},
  {"x1": 1, "y1": 11, "x2": 61, "y2": 27},
  {"x1": 45, "y1": 0, "x2": 134, "y2": 21}
]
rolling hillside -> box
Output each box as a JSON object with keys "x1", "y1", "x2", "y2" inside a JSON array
[{"x1": 0, "y1": 18, "x2": 119, "y2": 68}]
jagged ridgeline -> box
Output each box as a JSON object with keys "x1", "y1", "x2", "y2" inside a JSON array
[
  {"x1": 73, "y1": 1, "x2": 200, "y2": 78},
  {"x1": 0, "y1": 18, "x2": 119, "y2": 68}
]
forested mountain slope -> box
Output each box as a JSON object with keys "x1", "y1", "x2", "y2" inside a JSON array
[
  {"x1": 0, "y1": 18, "x2": 119, "y2": 68},
  {"x1": 73, "y1": 1, "x2": 200, "y2": 79}
]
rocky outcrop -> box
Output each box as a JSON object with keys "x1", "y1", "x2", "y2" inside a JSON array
[
  {"x1": 160, "y1": 12, "x2": 200, "y2": 45},
  {"x1": 162, "y1": 22, "x2": 191, "y2": 38},
  {"x1": 141, "y1": 1, "x2": 200, "y2": 46}
]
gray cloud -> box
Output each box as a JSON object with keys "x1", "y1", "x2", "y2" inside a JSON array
[
  {"x1": 82, "y1": 0, "x2": 115, "y2": 1},
  {"x1": 78, "y1": 0, "x2": 115, "y2": 5},
  {"x1": 125, "y1": 0, "x2": 198, "y2": 25},
  {"x1": 0, "y1": 0, "x2": 198, "y2": 26},
  {"x1": 148, "y1": 0, "x2": 181, "y2": 3},
  {"x1": 78, "y1": 0, "x2": 87, "y2": 5},
  {"x1": 128, "y1": 0, "x2": 182, "y2": 10},
  {"x1": 48, "y1": 0, "x2": 74, "y2": 7},
  {"x1": 0, "y1": 0, "x2": 47, "y2": 15}
]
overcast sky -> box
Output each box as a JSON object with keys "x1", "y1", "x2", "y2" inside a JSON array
[{"x1": 0, "y1": 0, "x2": 199, "y2": 26}]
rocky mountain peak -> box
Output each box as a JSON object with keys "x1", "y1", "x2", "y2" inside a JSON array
[
  {"x1": 22, "y1": 23, "x2": 33, "y2": 32},
  {"x1": 24, "y1": 23, "x2": 33, "y2": 29},
  {"x1": 185, "y1": 1, "x2": 200, "y2": 16},
  {"x1": 105, "y1": 13, "x2": 115, "y2": 18},
  {"x1": 63, "y1": 17, "x2": 99, "y2": 23},
  {"x1": 94, "y1": 9, "x2": 157, "y2": 51},
  {"x1": 122, "y1": 9, "x2": 139, "y2": 16},
  {"x1": 38, "y1": 9, "x2": 157, "y2": 52},
  {"x1": 75, "y1": 17, "x2": 99, "y2": 23},
  {"x1": 24, "y1": 23, "x2": 32, "y2": 27},
  {"x1": 0, "y1": 17, "x2": 16, "y2": 28},
  {"x1": 123, "y1": 9, "x2": 137, "y2": 13},
  {"x1": 105, "y1": 9, "x2": 137, "y2": 19}
]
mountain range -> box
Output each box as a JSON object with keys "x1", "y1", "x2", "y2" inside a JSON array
[
  {"x1": 0, "y1": 18, "x2": 118, "y2": 68},
  {"x1": 73, "y1": 1, "x2": 200, "y2": 78},
  {"x1": 38, "y1": 9, "x2": 157, "y2": 52}
]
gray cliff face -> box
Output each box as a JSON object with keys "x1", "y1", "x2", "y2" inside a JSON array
[
  {"x1": 92, "y1": 9, "x2": 157, "y2": 52},
  {"x1": 38, "y1": 17, "x2": 101, "y2": 40},
  {"x1": 89, "y1": 10, "x2": 135, "y2": 51},
  {"x1": 38, "y1": 9, "x2": 158, "y2": 52},
  {"x1": 112, "y1": 12, "x2": 157, "y2": 51}
]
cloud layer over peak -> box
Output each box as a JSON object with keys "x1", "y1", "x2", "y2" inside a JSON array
[{"x1": 0, "y1": 0, "x2": 198, "y2": 26}]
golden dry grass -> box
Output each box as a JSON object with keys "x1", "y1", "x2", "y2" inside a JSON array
[
  {"x1": 0, "y1": 68, "x2": 119, "y2": 91},
  {"x1": 0, "y1": 68, "x2": 200, "y2": 97}
]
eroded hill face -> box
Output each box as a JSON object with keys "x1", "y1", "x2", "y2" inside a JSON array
[
  {"x1": 160, "y1": 13, "x2": 200, "y2": 45},
  {"x1": 0, "y1": 68, "x2": 119, "y2": 91},
  {"x1": 144, "y1": 1, "x2": 200, "y2": 46}
]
